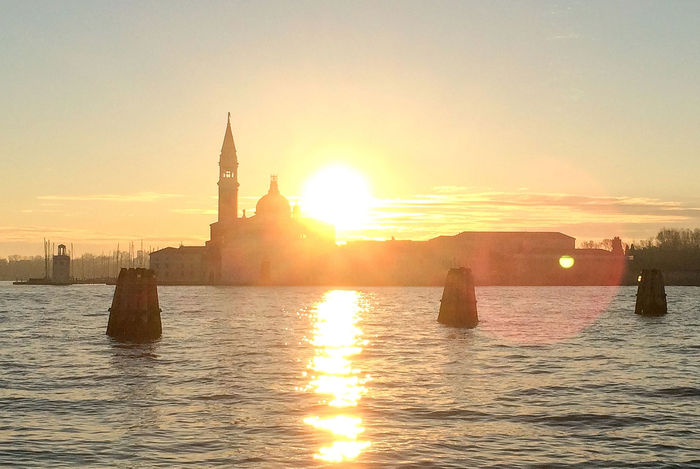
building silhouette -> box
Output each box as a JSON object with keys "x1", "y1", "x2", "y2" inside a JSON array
[
  {"x1": 52, "y1": 244, "x2": 71, "y2": 284},
  {"x1": 209, "y1": 112, "x2": 240, "y2": 245},
  {"x1": 150, "y1": 115, "x2": 627, "y2": 286},
  {"x1": 150, "y1": 114, "x2": 334, "y2": 284}
]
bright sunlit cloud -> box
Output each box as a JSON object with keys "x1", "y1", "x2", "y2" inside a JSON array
[{"x1": 301, "y1": 165, "x2": 374, "y2": 231}]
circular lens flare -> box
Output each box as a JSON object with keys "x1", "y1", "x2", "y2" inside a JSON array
[{"x1": 559, "y1": 255, "x2": 575, "y2": 269}]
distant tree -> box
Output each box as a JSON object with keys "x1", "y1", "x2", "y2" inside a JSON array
[
  {"x1": 628, "y1": 227, "x2": 700, "y2": 273},
  {"x1": 611, "y1": 237, "x2": 624, "y2": 256},
  {"x1": 657, "y1": 228, "x2": 681, "y2": 249},
  {"x1": 638, "y1": 238, "x2": 656, "y2": 249},
  {"x1": 656, "y1": 228, "x2": 700, "y2": 249},
  {"x1": 0, "y1": 255, "x2": 45, "y2": 280},
  {"x1": 578, "y1": 240, "x2": 601, "y2": 249}
]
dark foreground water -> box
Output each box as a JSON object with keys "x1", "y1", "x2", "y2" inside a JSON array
[{"x1": 0, "y1": 283, "x2": 698, "y2": 467}]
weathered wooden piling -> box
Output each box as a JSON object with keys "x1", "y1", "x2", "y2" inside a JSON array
[
  {"x1": 107, "y1": 268, "x2": 162, "y2": 341},
  {"x1": 438, "y1": 267, "x2": 478, "y2": 328},
  {"x1": 635, "y1": 269, "x2": 667, "y2": 316}
]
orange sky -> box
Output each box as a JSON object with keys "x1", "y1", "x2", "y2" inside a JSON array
[{"x1": 1, "y1": 2, "x2": 699, "y2": 256}]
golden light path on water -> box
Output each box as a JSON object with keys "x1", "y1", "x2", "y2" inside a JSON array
[{"x1": 303, "y1": 290, "x2": 370, "y2": 462}]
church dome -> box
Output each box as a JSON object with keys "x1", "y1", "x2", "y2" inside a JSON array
[{"x1": 256, "y1": 176, "x2": 291, "y2": 219}]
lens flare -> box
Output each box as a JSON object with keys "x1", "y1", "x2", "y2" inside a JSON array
[{"x1": 559, "y1": 255, "x2": 575, "y2": 269}]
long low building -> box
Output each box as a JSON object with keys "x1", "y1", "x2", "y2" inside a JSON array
[
  {"x1": 151, "y1": 229, "x2": 627, "y2": 286},
  {"x1": 149, "y1": 246, "x2": 210, "y2": 285},
  {"x1": 317, "y1": 232, "x2": 626, "y2": 286}
]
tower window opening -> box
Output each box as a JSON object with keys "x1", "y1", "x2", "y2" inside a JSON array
[{"x1": 223, "y1": 170, "x2": 232, "y2": 178}]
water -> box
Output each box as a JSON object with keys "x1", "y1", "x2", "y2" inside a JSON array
[{"x1": 0, "y1": 283, "x2": 698, "y2": 467}]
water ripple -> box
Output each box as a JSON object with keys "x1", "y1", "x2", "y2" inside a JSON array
[{"x1": 0, "y1": 283, "x2": 698, "y2": 467}]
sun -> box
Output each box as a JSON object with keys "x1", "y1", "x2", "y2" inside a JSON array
[{"x1": 301, "y1": 165, "x2": 374, "y2": 231}]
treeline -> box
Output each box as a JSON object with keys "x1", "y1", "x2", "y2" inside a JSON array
[
  {"x1": 0, "y1": 256, "x2": 45, "y2": 281},
  {"x1": 0, "y1": 251, "x2": 149, "y2": 281},
  {"x1": 578, "y1": 239, "x2": 615, "y2": 250},
  {"x1": 628, "y1": 228, "x2": 700, "y2": 271}
]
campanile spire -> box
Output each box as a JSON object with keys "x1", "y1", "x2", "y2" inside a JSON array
[{"x1": 218, "y1": 112, "x2": 239, "y2": 223}]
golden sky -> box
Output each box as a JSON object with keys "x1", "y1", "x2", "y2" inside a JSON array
[{"x1": 1, "y1": 1, "x2": 699, "y2": 255}]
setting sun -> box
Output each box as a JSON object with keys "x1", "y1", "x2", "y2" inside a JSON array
[{"x1": 301, "y1": 165, "x2": 374, "y2": 231}]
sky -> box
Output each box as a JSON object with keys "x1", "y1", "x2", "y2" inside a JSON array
[{"x1": 1, "y1": 0, "x2": 699, "y2": 256}]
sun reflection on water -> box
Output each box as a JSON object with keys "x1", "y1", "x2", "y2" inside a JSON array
[{"x1": 303, "y1": 290, "x2": 370, "y2": 462}]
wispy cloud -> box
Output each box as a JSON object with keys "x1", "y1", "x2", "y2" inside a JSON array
[
  {"x1": 547, "y1": 33, "x2": 580, "y2": 41},
  {"x1": 170, "y1": 208, "x2": 217, "y2": 215},
  {"x1": 337, "y1": 188, "x2": 700, "y2": 241},
  {"x1": 37, "y1": 192, "x2": 183, "y2": 202},
  {"x1": 8, "y1": 188, "x2": 699, "y2": 253},
  {"x1": 0, "y1": 225, "x2": 205, "y2": 244},
  {"x1": 0, "y1": 226, "x2": 76, "y2": 237}
]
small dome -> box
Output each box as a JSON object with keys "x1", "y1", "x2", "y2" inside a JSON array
[{"x1": 256, "y1": 176, "x2": 291, "y2": 219}]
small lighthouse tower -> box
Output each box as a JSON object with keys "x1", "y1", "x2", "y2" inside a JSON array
[{"x1": 52, "y1": 244, "x2": 71, "y2": 284}]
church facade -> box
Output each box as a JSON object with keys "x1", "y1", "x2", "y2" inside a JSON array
[{"x1": 150, "y1": 114, "x2": 335, "y2": 285}]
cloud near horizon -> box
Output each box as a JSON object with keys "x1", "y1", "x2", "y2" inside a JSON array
[
  {"x1": 37, "y1": 192, "x2": 183, "y2": 202},
  {"x1": 344, "y1": 188, "x2": 700, "y2": 242},
  {"x1": 170, "y1": 208, "x2": 217, "y2": 215},
  {"x1": 4, "y1": 188, "x2": 699, "y2": 256},
  {"x1": 0, "y1": 225, "x2": 204, "y2": 245}
]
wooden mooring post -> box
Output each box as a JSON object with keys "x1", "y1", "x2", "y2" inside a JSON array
[
  {"x1": 438, "y1": 267, "x2": 478, "y2": 328},
  {"x1": 635, "y1": 269, "x2": 667, "y2": 316},
  {"x1": 107, "y1": 268, "x2": 162, "y2": 341}
]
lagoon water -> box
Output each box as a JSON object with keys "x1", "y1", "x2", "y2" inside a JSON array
[{"x1": 0, "y1": 283, "x2": 698, "y2": 467}]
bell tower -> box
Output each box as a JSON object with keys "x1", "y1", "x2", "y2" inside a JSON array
[{"x1": 218, "y1": 112, "x2": 239, "y2": 223}]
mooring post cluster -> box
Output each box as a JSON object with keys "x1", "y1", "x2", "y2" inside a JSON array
[
  {"x1": 438, "y1": 267, "x2": 478, "y2": 328},
  {"x1": 107, "y1": 268, "x2": 162, "y2": 341},
  {"x1": 102, "y1": 264, "x2": 669, "y2": 343},
  {"x1": 635, "y1": 269, "x2": 668, "y2": 316}
]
